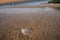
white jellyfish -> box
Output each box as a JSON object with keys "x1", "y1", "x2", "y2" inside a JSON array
[{"x1": 21, "y1": 27, "x2": 32, "y2": 35}]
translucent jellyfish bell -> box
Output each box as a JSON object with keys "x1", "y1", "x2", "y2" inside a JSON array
[{"x1": 21, "y1": 27, "x2": 32, "y2": 35}]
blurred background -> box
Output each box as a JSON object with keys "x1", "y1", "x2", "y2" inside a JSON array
[{"x1": 0, "y1": 0, "x2": 47, "y2": 4}]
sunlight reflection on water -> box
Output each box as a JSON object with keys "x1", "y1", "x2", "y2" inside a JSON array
[{"x1": 0, "y1": 7, "x2": 56, "y2": 14}]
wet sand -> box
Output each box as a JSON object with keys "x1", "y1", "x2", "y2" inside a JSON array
[{"x1": 0, "y1": 5, "x2": 60, "y2": 40}]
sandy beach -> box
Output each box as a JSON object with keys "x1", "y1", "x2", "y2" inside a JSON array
[{"x1": 0, "y1": 4, "x2": 60, "y2": 40}]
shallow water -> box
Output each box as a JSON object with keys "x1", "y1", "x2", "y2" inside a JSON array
[
  {"x1": 0, "y1": 7, "x2": 60, "y2": 40},
  {"x1": 0, "y1": 7, "x2": 56, "y2": 13}
]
